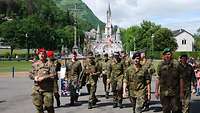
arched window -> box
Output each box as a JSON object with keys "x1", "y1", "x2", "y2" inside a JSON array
[{"x1": 182, "y1": 39, "x2": 186, "y2": 45}]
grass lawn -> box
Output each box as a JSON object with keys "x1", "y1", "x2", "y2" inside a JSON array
[
  {"x1": 0, "y1": 61, "x2": 32, "y2": 72},
  {"x1": 0, "y1": 60, "x2": 161, "y2": 73}
]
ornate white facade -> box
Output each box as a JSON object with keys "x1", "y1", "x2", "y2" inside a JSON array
[{"x1": 85, "y1": 4, "x2": 123, "y2": 56}]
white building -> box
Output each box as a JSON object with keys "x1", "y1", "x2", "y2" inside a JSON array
[
  {"x1": 85, "y1": 4, "x2": 123, "y2": 56},
  {"x1": 173, "y1": 29, "x2": 194, "y2": 52}
]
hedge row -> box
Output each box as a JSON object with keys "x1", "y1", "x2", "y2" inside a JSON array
[
  {"x1": 0, "y1": 52, "x2": 33, "y2": 58},
  {"x1": 1, "y1": 51, "x2": 200, "y2": 60},
  {"x1": 146, "y1": 51, "x2": 200, "y2": 59}
]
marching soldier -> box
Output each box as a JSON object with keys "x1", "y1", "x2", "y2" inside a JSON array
[
  {"x1": 140, "y1": 51, "x2": 155, "y2": 111},
  {"x1": 179, "y1": 54, "x2": 196, "y2": 113},
  {"x1": 47, "y1": 50, "x2": 61, "y2": 107},
  {"x1": 29, "y1": 48, "x2": 55, "y2": 113},
  {"x1": 111, "y1": 52, "x2": 124, "y2": 108},
  {"x1": 83, "y1": 52, "x2": 99, "y2": 109},
  {"x1": 101, "y1": 53, "x2": 112, "y2": 99},
  {"x1": 95, "y1": 53, "x2": 102, "y2": 75},
  {"x1": 121, "y1": 51, "x2": 131, "y2": 68},
  {"x1": 155, "y1": 48, "x2": 184, "y2": 113},
  {"x1": 123, "y1": 52, "x2": 151, "y2": 113},
  {"x1": 65, "y1": 51, "x2": 82, "y2": 106}
]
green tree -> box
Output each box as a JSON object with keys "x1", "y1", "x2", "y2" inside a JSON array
[
  {"x1": 121, "y1": 20, "x2": 177, "y2": 53},
  {"x1": 0, "y1": 19, "x2": 20, "y2": 56},
  {"x1": 153, "y1": 28, "x2": 177, "y2": 51},
  {"x1": 194, "y1": 28, "x2": 200, "y2": 51}
]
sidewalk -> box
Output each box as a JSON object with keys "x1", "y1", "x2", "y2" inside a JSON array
[{"x1": 0, "y1": 72, "x2": 29, "y2": 77}]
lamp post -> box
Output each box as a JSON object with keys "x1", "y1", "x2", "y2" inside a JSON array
[
  {"x1": 25, "y1": 33, "x2": 29, "y2": 60},
  {"x1": 133, "y1": 36, "x2": 136, "y2": 52},
  {"x1": 151, "y1": 34, "x2": 154, "y2": 59}
]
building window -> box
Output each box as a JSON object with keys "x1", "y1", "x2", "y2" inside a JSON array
[{"x1": 182, "y1": 39, "x2": 186, "y2": 45}]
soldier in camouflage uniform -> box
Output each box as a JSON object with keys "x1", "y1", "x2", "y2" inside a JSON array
[
  {"x1": 155, "y1": 48, "x2": 184, "y2": 113},
  {"x1": 65, "y1": 51, "x2": 82, "y2": 106},
  {"x1": 121, "y1": 51, "x2": 131, "y2": 68},
  {"x1": 140, "y1": 51, "x2": 155, "y2": 111},
  {"x1": 111, "y1": 52, "x2": 124, "y2": 108},
  {"x1": 101, "y1": 53, "x2": 112, "y2": 99},
  {"x1": 123, "y1": 52, "x2": 151, "y2": 113},
  {"x1": 29, "y1": 48, "x2": 55, "y2": 113},
  {"x1": 83, "y1": 52, "x2": 99, "y2": 109},
  {"x1": 47, "y1": 50, "x2": 61, "y2": 107},
  {"x1": 179, "y1": 54, "x2": 196, "y2": 113}
]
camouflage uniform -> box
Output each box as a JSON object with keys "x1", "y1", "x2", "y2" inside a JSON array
[
  {"x1": 124, "y1": 65, "x2": 150, "y2": 113},
  {"x1": 30, "y1": 60, "x2": 55, "y2": 113},
  {"x1": 180, "y1": 62, "x2": 195, "y2": 113},
  {"x1": 101, "y1": 57, "x2": 112, "y2": 98},
  {"x1": 121, "y1": 56, "x2": 132, "y2": 69},
  {"x1": 111, "y1": 59, "x2": 124, "y2": 108},
  {"x1": 66, "y1": 59, "x2": 82, "y2": 105},
  {"x1": 51, "y1": 59, "x2": 61, "y2": 107},
  {"x1": 83, "y1": 57, "x2": 99, "y2": 109},
  {"x1": 140, "y1": 58, "x2": 155, "y2": 110},
  {"x1": 157, "y1": 59, "x2": 183, "y2": 113}
]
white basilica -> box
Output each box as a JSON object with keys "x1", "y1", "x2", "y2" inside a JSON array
[{"x1": 84, "y1": 4, "x2": 123, "y2": 56}]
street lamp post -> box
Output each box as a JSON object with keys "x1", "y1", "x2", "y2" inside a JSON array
[
  {"x1": 133, "y1": 36, "x2": 136, "y2": 52},
  {"x1": 25, "y1": 33, "x2": 29, "y2": 60},
  {"x1": 151, "y1": 34, "x2": 154, "y2": 59}
]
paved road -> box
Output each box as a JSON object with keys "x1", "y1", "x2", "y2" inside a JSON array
[{"x1": 0, "y1": 76, "x2": 200, "y2": 113}]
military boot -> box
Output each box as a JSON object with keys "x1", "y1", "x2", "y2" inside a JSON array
[
  {"x1": 142, "y1": 101, "x2": 150, "y2": 111},
  {"x1": 105, "y1": 92, "x2": 109, "y2": 99},
  {"x1": 55, "y1": 94, "x2": 60, "y2": 107},
  {"x1": 69, "y1": 97, "x2": 75, "y2": 106},
  {"x1": 118, "y1": 101, "x2": 123, "y2": 109},
  {"x1": 113, "y1": 101, "x2": 118, "y2": 108},
  {"x1": 56, "y1": 98, "x2": 60, "y2": 107},
  {"x1": 88, "y1": 102, "x2": 92, "y2": 109},
  {"x1": 74, "y1": 94, "x2": 79, "y2": 102},
  {"x1": 46, "y1": 106, "x2": 55, "y2": 113}
]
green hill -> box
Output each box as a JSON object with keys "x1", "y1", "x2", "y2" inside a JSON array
[{"x1": 53, "y1": 0, "x2": 105, "y2": 28}]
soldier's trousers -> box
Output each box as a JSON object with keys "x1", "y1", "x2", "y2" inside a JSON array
[
  {"x1": 69, "y1": 80, "x2": 79, "y2": 103},
  {"x1": 111, "y1": 79, "x2": 123, "y2": 103},
  {"x1": 182, "y1": 91, "x2": 191, "y2": 113},
  {"x1": 87, "y1": 83, "x2": 97, "y2": 103},
  {"x1": 130, "y1": 96, "x2": 145, "y2": 113},
  {"x1": 87, "y1": 76, "x2": 98, "y2": 104},
  {"x1": 53, "y1": 80, "x2": 60, "y2": 103},
  {"x1": 102, "y1": 74, "x2": 110, "y2": 93},
  {"x1": 160, "y1": 95, "x2": 182, "y2": 113},
  {"x1": 31, "y1": 87, "x2": 54, "y2": 113}
]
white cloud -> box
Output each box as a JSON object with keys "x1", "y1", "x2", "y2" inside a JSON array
[{"x1": 83, "y1": 0, "x2": 200, "y2": 33}]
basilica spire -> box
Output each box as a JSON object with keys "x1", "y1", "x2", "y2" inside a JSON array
[{"x1": 105, "y1": 3, "x2": 112, "y2": 39}]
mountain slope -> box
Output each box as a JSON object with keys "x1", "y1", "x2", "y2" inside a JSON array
[{"x1": 53, "y1": 0, "x2": 105, "y2": 28}]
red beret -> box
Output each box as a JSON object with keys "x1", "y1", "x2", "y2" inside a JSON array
[
  {"x1": 38, "y1": 48, "x2": 46, "y2": 53},
  {"x1": 47, "y1": 50, "x2": 54, "y2": 58}
]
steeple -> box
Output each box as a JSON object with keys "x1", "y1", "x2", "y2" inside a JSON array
[
  {"x1": 105, "y1": 3, "x2": 112, "y2": 39},
  {"x1": 107, "y1": 3, "x2": 111, "y2": 19},
  {"x1": 96, "y1": 24, "x2": 100, "y2": 42},
  {"x1": 116, "y1": 27, "x2": 121, "y2": 42}
]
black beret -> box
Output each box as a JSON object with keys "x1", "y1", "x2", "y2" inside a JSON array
[{"x1": 132, "y1": 52, "x2": 141, "y2": 59}]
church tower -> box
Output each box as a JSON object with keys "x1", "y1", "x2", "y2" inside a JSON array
[
  {"x1": 96, "y1": 24, "x2": 100, "y2": 42},
  {"x1": 105, "y1": 3, "x2": 112, "y2": 39}
]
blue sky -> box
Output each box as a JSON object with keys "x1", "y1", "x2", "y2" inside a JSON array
[{"x1": 83, "y1": 0, "x2": 200, "y2": 34}]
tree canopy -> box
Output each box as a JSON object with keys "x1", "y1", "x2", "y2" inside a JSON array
[
  {"x1": 0, "y1": 0, "x2": 92, "y2": 56},
  {"x1": 121, "y1": 20, "x2": 178, "y2": 53}
]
